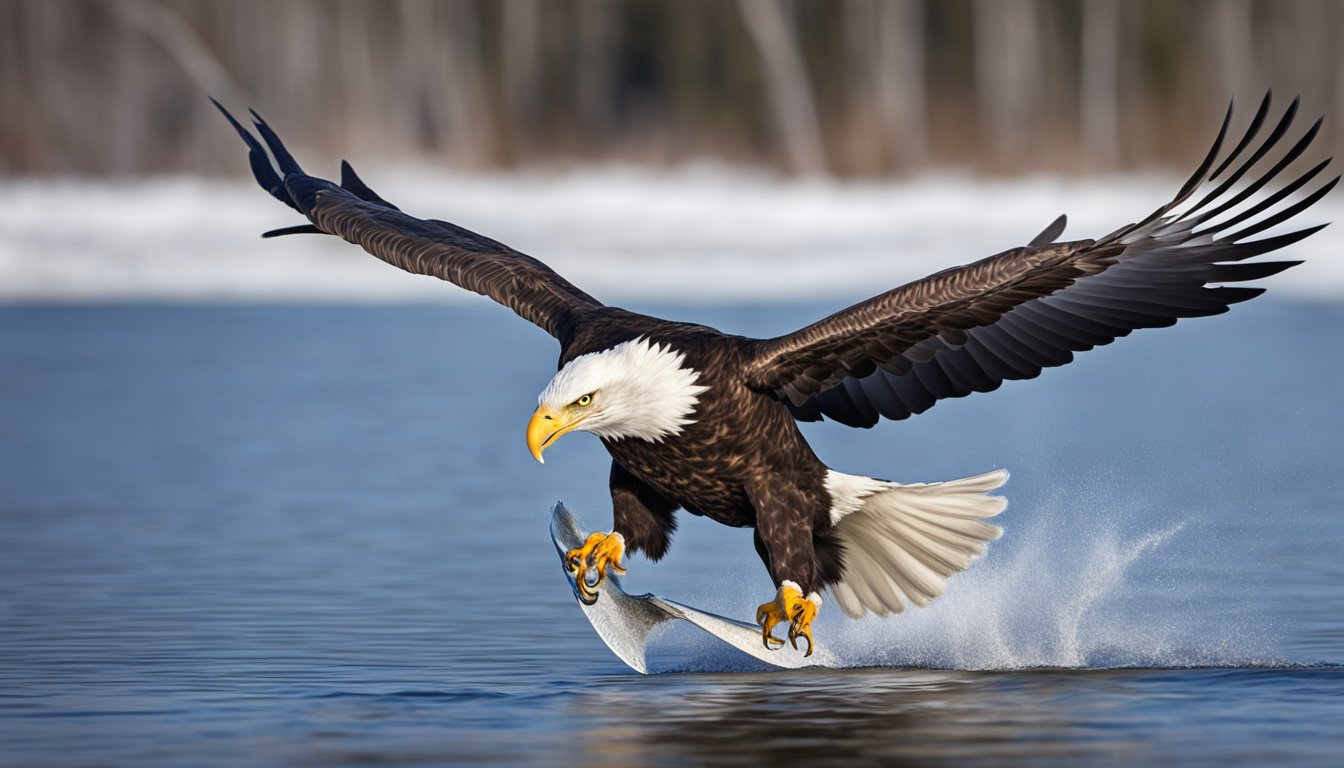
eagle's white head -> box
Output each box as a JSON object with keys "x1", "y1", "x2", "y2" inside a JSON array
[{"x1": 526, "y1": 337, "x2": 708, "y2": 463}]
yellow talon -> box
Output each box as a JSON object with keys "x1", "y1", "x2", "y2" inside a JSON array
[
  {"x1": 788, "y1": 594, "x2": 819, "y2": 656},
  {"x1": 755, "y1": 581, "x2": 821, "y2": 657},
  {"x1": 755, "y1": 601, "x2": 787, "y2": 649},
  {"x1": 566, "y1": 531, "x2": 627, "y2": 604}
]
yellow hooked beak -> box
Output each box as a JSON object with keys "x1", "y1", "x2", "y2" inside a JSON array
[{"x1": 526, "y1": 405, "x2": 584, "y2": 464}]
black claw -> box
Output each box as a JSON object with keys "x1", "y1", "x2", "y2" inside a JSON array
[
  {"x1": 574, "y1": 572, "x2": 599, "y2": 605},
  {"x1": 787, "y1": 630, "x2": 814, "y2": 657}
]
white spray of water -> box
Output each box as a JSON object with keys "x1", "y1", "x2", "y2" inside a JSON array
[
  {"x1": 820, "y1": 488, "x2": 1284, "y2": 670},
  {"x1": 834, "y1": 521, "x2": 1186, "y2": 669},
  {"x1": 650, "y1": 485, "x2": 1286, "y2": 673}
]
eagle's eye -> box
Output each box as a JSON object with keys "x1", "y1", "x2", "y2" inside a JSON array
[{"x1": 574, "y1": 393, "x2": 593, "y2": 407}]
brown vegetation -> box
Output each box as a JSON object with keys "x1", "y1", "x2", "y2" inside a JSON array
[{"x1": 1, "y1": 0, "x2": 1340, "y2": 177}]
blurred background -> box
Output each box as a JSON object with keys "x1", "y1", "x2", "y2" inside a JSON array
[
  {"x1": 3, "y1": 4, "x2": 1344, "y2": 765},
  {"x1": 5, "y1": 0, "x2": 1344, "y2": 302},
  {"x1": 4, "y1": 0, "x2": 1344, "y2": 178}
]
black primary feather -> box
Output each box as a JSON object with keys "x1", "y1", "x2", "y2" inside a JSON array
[{"x1": 746, "y1": 91, "x2": 1336, "y2": 427}]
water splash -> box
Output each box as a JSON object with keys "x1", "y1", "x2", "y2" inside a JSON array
[
  {"x1": 648, "y1": 486, "x2": 1288, "y2": 673},
  {"x1": 824, "y1": 490, "x2": 1283, "y2": 670}
]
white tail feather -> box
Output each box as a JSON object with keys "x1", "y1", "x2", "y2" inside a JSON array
[{"x1": 825, "y1": 469, "x2": 1008, "y2": 618}]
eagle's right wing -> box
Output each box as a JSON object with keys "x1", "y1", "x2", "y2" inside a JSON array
[
  {"x1": 743, "y1": 93, "x2": 1335, "y2": 426},
  {"x1": 215, "y1": 101, "x2": 602, "y2": 343}
]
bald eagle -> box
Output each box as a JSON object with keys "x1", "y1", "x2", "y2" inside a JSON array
[{"x1": 217, "y1": 95, "x2": 1333, "y2": 655}]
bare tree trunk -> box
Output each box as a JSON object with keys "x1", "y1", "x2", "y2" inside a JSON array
[
  {"x1": 502, "y1": 0, "x2": 544, "y2": 158},
  {"x1": 841, "y1": 0, "x2": 879, "y2": 170},
  {"x1": 843, "y1": 0, "x2": 876, "y2": 99},
  {"x1": 274, "y1": 0, "x2": 323, "y2": 137},
  {"x1": 1335, "y1": 3, "x2": 1344, "y2": 156},
  {"x1": 26, "y1": 0, "x2": 81, "y2": 172},
  {"x1": 110, "y1": 6, "x2": 151, "y2": 174},
  {"x1": 1080, "y1": 0, "x2": 1119, "y2": 169},
  {"x1": 399, "y1": 0, "x2": 490, "y2": 163},
  {"x1": 108, "y1": 0, "x2": 248, "y2": 107},
  {"x1": 576, "y1": 0, "x2": 619, "y2": 142},
  {"x1": 335, "y1": 0, "x2": 378, "y2": 150},
  {"x1": 1211, "y1": 0, "x2": 1255, "y2": 103},
  {"x1": 441, "y1": 0, "x2": 492, "y2": 163},
  {"x1": 1286, "y1": 0, "x2": 1328, "y2": 110},
  {"x1": 735, "y1": 0, "x2": 828, "y2": 174},
  {"x1": 973, "y1": 0, "x2": 1041, "y2": 165},
  {"x1": 0, "y1": 1, "x2": 31, "y2": 171},
  {"x1": 875, "y1": 0, "x2": 926, "y2": 165}
]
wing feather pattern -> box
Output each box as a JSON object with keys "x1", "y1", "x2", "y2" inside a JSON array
[
  {"x1": 214, "y1": 101, "x2": 601, "y2": 342},
  {"x1": 746, "y1": 93, "x2": 1335, "y2": 426}
]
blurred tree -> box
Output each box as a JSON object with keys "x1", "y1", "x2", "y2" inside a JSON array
[
  {"x1": 0, "y1": 0, "x2": 1339, "y2": 177},
  {"x1": 736, "y1": 0, "x2": 828, "y2": 174},
  {"x1": 974, "y1": 0, "x2": 1042, "y2": 166},
  {"x1": 1081, "y1": 0, "x2": 1120, "y2": 169}
]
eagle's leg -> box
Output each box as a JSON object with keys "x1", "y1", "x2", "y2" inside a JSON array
[
  {"x1": 568, "y1": 462, "x2": 678, "y2": 604},
  {"x1": 566, "y1": 531, "x2": 626, "y2": 604},
  {"x1": 748, "y1": 484, "x2": 825, "y2": 656},
  {"x1": 755, "y1": 581, "x2": 822, "y2": 656}
]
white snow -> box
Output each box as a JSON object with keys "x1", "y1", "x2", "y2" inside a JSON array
[{"x1": 2, "y1": 165, "x2": 1341, "y2": 303}]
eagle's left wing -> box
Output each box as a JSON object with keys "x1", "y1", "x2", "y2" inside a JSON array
[
  {"x1": 215, "y1": 101, "x2": 602, "y2": 343},
  {"x1": 742, "y1": 94, "x2": 1335, "y2": 427}
]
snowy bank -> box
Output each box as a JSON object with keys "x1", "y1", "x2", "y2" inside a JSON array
[{"x1": 3, "y1": 166, "x2": 1341, "y2": 303}]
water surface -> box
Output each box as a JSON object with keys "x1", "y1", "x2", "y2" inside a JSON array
[{"x1": 2, "y1": 302, "x2": 1341, "y2": 765}]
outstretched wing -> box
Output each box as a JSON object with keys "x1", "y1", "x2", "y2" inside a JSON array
[
  {"x1": 744, "y1": 93, "x2": 1336, "y2": 427},
  {"x1": 215, "y1": 101, "x2": 602, "y2": 342}
]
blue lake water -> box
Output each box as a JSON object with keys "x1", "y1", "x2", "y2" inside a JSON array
[{"x1": 2, "y1": 301, "x2": 1342, "y2": 765}]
